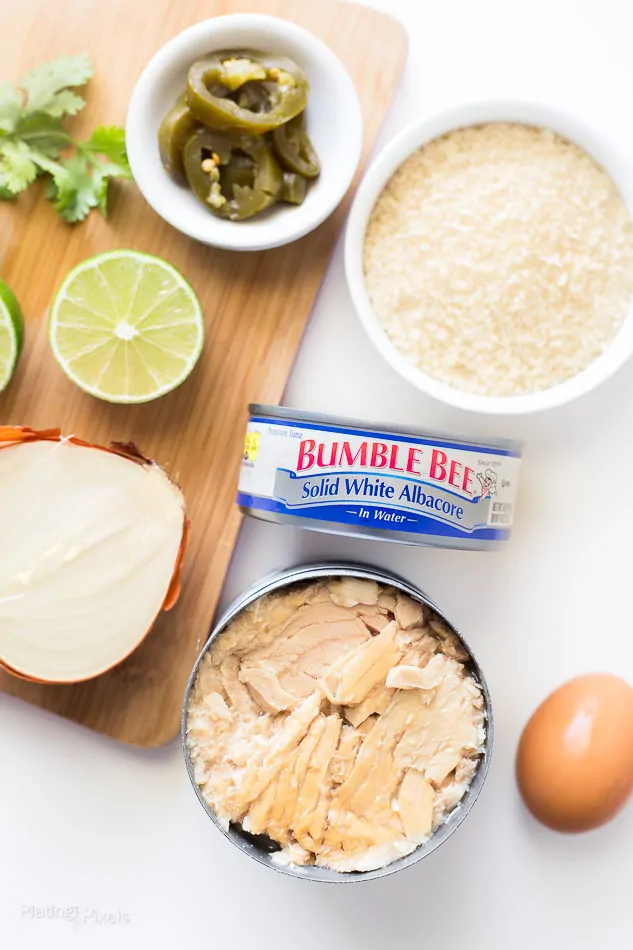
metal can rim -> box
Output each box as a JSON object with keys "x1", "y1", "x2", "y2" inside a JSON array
[
  {"x1": 181, "y1": 561, "x2": 494, "y2": 884},
  {"x1": 249, "y1": 403, "x2": 523, "y2": 456}
]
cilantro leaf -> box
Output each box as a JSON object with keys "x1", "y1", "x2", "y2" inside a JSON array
[
  {"x1": 0, "y1": 82, "x2": 22, "y2": 133},
  {"x1": 94, "y1": 175, "x2": 109, "y2": 216},
  {"x1": 25, "y1": 149, "x2": 65, "y2": 179},
  {"x1": 83, "y1": 126, "x2": 131, "y2": 174},
  {"x1": 49, "y1": 153, "x2": 99, "y2": 223},
  {"x1": 0, "y1": 170, "x2": 17, "y2": 200},
  {"x1": 13, "y1": 113, "x2": 71, "y2": 157},
  {"x1": 45, "y1": 143, "x2": 130, "y2": 223},
  {"x1": 21, "y1": 53, "x2": 93, "y2": 117},
  {"x1": 0, "y1": 140, "x2": 38, "y2": 192},
  {"x1": 42, "y1": 88, "x2": 86, "y2": 118},
  {"x1": 0, "y1": 53, "x2": 129, "y2": 222}
]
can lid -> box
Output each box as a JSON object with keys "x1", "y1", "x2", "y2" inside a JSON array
[{"x1": 249, "y1": 403, "x2": 523, "y2": 455}]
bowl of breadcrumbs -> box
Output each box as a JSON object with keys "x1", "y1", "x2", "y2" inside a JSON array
[{"x1": 345, "y1": 100, "x2": 633, "y2": 414}]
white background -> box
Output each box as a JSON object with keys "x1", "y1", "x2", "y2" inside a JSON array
[{"x1": 2, "y1": 0, "x2": 633, "y2": 947}]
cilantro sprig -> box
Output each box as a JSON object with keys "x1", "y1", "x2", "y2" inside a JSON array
[{"x1": 0, "y1": 53, "x2": 132, "y2": 222}]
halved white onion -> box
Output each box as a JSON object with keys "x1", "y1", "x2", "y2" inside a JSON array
[{"x1": 0, "y1": 428, "x2": 188, "y2": 683}]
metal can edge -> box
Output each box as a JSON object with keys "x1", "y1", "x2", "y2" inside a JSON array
[
  {"x1": 249, "y1": 403, "x2": 522, "y2": 455},
  {"x1": 181, "y1": 561, "x2": 494, "y2": 884}
]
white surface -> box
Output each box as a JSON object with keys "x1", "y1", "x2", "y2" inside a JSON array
[
  {"x1": 126, "y1": 14, "x2": 362, "y2": 250},
  {"x1": 2, "y1": 0, "x2": 633, "y2": 946},
  {"x1": 345, "y1": 98, "x2": 633, "y2": 414}
]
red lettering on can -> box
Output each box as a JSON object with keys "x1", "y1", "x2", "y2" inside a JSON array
[
  {"x1": 317, "y1": 441, "x2": 338, "y2": 467},
  {"x1": 430, "y1": 449, "x2": 448, "y2": 482},
  {"x1": 370, "y1": 443, "x2": 388, "y2": 468},
  {"x1": 389, "y1": 444, "x2": 405, "y2": 472},
  {"x1": 406, "y1": 447, "x2": 423, "y2": 475},
  {"x1": 297, "y1": 439, "x2": 316, "y2": 471},
  {"x1": 340, "y1": 442, "x2": 368, "y2": 467},
  {"x1": 448, "y1": 459, "x2": 463, "y2": 488},
  {"x1": 462, "y1": 466, "x2": 475, "y2": 494}
]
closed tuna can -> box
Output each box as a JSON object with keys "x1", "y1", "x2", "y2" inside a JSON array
[
  {"x1": 182, "y1": 563, "x2": 493, "y2": 882},
  {"x1": 238, "y1": 405, "x2": 522, "y2": 550}
]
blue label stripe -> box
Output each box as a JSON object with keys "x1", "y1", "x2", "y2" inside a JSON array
[
  {"x1": 237, "y1": 492, "x2": 509, "y2": 541},
  {"x1": 273, "y1": 489, "x2": 488, "y2": 532},
  {"x1": 278, "y1": 467, "x2": 484, "y2": 505},
  {"x1": 249, "y1": 417, "x2": 520, "y2": 458}
]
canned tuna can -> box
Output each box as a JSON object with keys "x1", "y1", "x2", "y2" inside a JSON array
[
  {"x1": 238, "y1": 405, "x2": 522, "y2": 550},
  {"x1": 182, "y1": 562, "x2": 493, "y2": 883}
]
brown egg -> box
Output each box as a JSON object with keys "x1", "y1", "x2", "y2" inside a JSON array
[{"x1": 516, "y1": 674, "x2": 633, "y2": 832}]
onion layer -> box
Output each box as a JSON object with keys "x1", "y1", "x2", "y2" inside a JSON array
[{"x1": 0, "y1": 427, "x2": 188, "y2": 684}]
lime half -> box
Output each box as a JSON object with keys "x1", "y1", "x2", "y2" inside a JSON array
[
  {"x1": 49, "y1": 250, "x2": 204, "y2": 403},
  {"x1": 0, "y1": 278, "x2": 24, "y2": 392}
]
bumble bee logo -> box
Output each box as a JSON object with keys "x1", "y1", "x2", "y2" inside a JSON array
[
  {"x1": 476, "y1": 469, "x2": 497, "y2": 502},
  {"x1": 244, "y1": 431, "x2": 260, "y2": 462}
]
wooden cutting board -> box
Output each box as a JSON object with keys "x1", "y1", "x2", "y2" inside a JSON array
[{"x1": 0, "y1": 0, "x2": 406, "y2": 745}]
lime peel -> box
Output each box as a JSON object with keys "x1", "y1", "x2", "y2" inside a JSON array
[{"x1": 49, "y1": 250, "x2": 204, "y2": 404}]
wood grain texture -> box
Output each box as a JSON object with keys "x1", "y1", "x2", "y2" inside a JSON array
[{"x1": 0, "y1": 0, "x2": 406, "y2": 745}]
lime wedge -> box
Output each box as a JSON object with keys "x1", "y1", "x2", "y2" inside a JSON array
[
  {"x1": 49, "y1": 250, "x2": 204, "y2": 403},
  {"x1": 0, "y1": 278, "x2": 24, "y2": 393}
]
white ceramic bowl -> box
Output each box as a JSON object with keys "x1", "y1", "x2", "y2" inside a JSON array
[
  {"x1": 345, "y1": 100, "x2": 633, "y2": 415},
  {"x1": 126, "y1": 14, "x2": 363, "y2": 251}
]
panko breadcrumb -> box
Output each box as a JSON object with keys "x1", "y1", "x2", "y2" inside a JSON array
[{"x1": 363, "y1": 123, "x2": 633, "y2": 397}]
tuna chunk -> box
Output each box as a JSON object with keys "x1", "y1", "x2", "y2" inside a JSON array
[
  {"x1": 320, "y1": 621, "x2": 401, "y2": 706},
  {"x1": 398, "y1": 632, "x2": 439, "y2": 666},
  {"x1": 393, "y1": 654, "x2": 485, "y2": 784},
  {"x1": 394, "y1": 592, "x2": 426, "y2": 630},
  {"x1": 356, "y1": 606, "x2": 392, "y2": 633},
  {"x1": 234, "y1": 692, "x2": 323, "y2": 809},
  {"x1": 343, "y1": 683, "x2": 394, "y2": 727},
  {"x1": 386, "y1": 653, "x2": 447, "y2": 690},
  {"x1": 220, "y1": 656, "x2": 259, "y2": 716},
  {"x1": 203, "y1": 692, "x2": 233, "y2": 722},
  {"x1": 335, "y1": 690, "x2": 422, "y2": 815},
  {"x1": 241, "y1": 602, "x2": 371, "y2": 701},
  {"x1": 292, "y1": 716, "x2": 342, "y2": 849},
  {"x1": 329, "y1": 577, "x2": 380, "y2": 608},
  {"x1": 377, "y1": 588, "x2": 397, "y2": 611},
  {"x1": 430, "y1": 620, "x2": 470, "y2": 661},
  {"x1": 319, "y1": 804, "x2": 403, "y2": 860},
  {"x1": 303, "y1": 582, "x2": 334, "y2": 606},
  {"x1": 239, "y1": 666, "x2": 297, "y2": 713},
  {"x1": 246, "y1": 773, "x2": 280, "y2": 836},
  {"x1": 186, "y1": 578, "x2": 485, "y2": 874},
  {"x1": 433, "y1": 757, "x2": 480, "y2": 822},
  {"x1": 397, "y1": 769, "x2": 435, "y2": 839},
  {"x1": 265, "y1": 718, "x2": 326, "y2": 840},
  {"x1": 331, "y1": 725, "x2": 364, "y2": 784}
]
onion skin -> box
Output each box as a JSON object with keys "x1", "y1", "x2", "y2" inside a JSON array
[
  {"x1": 162, "y1": 519, "x2": 191, "y2": 611},
  {"x1": 0, "y1": 657, "x2": 49, "y2": 683},
  {"x1": 0, "y1": 427, "x2": 190, "y2": 685}
]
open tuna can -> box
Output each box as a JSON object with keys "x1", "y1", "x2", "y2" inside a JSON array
[{"x1": 182, "y1": 563, "x2": 493, "y2": 883}]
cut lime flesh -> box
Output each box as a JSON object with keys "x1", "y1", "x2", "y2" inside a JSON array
[
  {"x1": 0, "y1": 278, "x2": 24, "y2": 393},
  {"x1": 49, "y1": 250, "x2": 204, "y2": 404}
]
